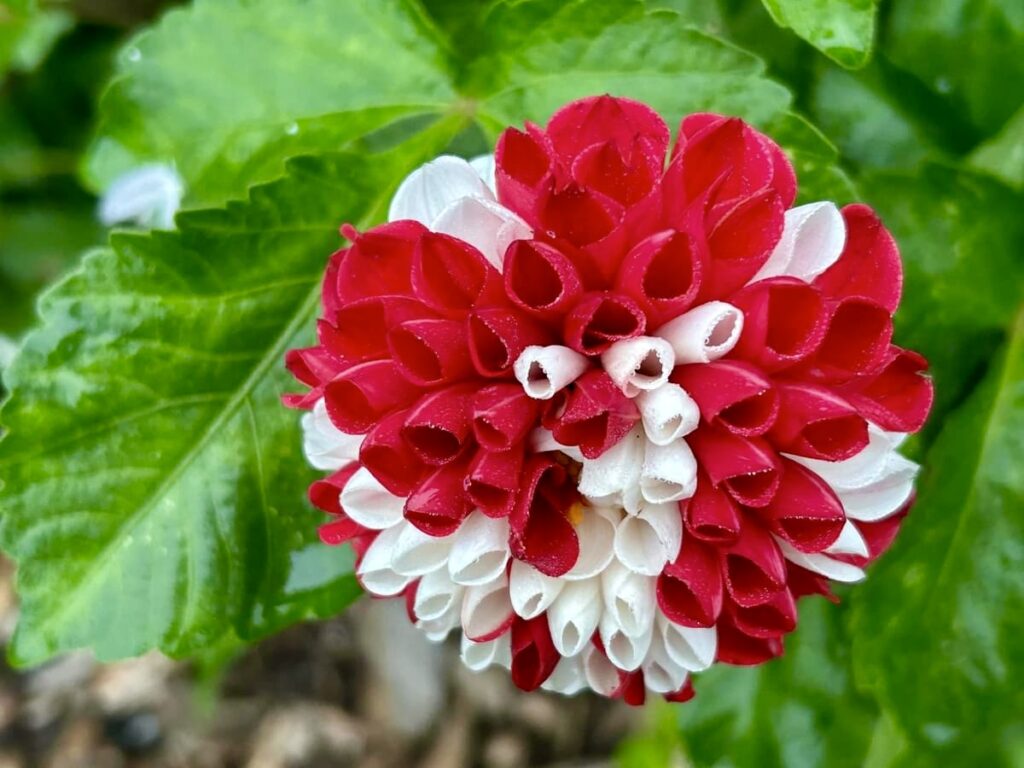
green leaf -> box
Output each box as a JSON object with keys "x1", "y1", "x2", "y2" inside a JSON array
[
  {"x1": 0, "y1": 118, "x2": 463, "y2": 665},
  {"x1": 970, "y1": 104, "x2": 1024, "y2": 189},
  {"x1": 765, "y1": 111, "x2": 857, "y2": 204},
  {"x1": 675, "y1": 599, "x2": 880, "y2": 768},
  {"x1": 760, "y1": 0, "x2": 877, "y2": 69},
  {"x1": 858, "y1": 165, "x2": 1024, "y2": 431},
  {"x1": 852, "y1": 311, "x2": 1024, "y2": 762},
  {"x1": 882, "y1": 0, "x2": 1024, "y2": 137},
  {"x1": 85, "y1": 0, "x2": 793, "y2": 207}
]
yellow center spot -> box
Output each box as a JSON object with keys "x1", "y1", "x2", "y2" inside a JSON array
[{"x1": 568, "y1": 500, "x2": 587, "y2": 526}]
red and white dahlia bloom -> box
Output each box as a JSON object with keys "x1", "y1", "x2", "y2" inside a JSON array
[{"x1": 286, "y1": 96, "x2": 933, "y2": 704}]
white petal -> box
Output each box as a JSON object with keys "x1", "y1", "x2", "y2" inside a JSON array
[
  {"x1": 583, "y1": 646, "x2": 620, "y2": 697},
  {"x1": 600, "y1": 336, "x2": 675, "y2": 397},
  {"x1": 469, "y1": 153, "x2": 496, "y2": 195},
  {"x1": 837, "y1": 453, "x2": 918, "y2": 522},
  {"x1": 417, "y1": 601, "x2": 460, "y2": 642},
  {"x1": 636, "y1": 383, "x2": 700, "y2": 446},
  {"x1": 563, "y1": 506, "x2": 619, "y2": 581},
  {"x1": 601, "y1": 559, "x2": 656, "y2": 638},
  {"x1": 99, "y1": 164, "x2": 183, "y2": 230},
  {"x1": 776, "y1": 537, "x2": 866, "y2": 583},
  {"x1": 414, "y1": 566, "x2": 465, "y2": 622},
  {"x1": 388, "y1": 155, "x2": 493, "y2": 224},
  {"x1": 640, "y1": 438, "x2": 698, "y2": 504},
  {"x1": 752, "y1": 201, "x2": 845, "y2": 282},
  {"x1": 614, "y1": 502, "x2": 682, "y2": 576},
  {"x1": 302, "y1": 398, "x2": 362, "y2": 470},
  {"x1": 461, "y1": 573, "x2": 514, "y2": 641},
  {"x1": 541, "y1": 654, "x2": 588, "y2": 695},
  {"x1": 357, "y1": 524, "x2": 413, "y2": 597},
  {"x1": 788, "y1": 424, "x2": 902, "y2": 490},
  {"x1": 643, "y1": 630, "x2": 689, "y2": 694},
  {"x1": 600, "y1": 611, "x2": 653, "y2": 672},
  {"x1": 432, "y1": 195, "x2": 531, "y2": 268},
  {"x1": 461, "y1": 632, "x2": 511, "y2": 672},
  {"x1": 577, "y1": 426, "x2": 644, "y2": 504},
  {"x1": 391, "y1": 522, "x2": 454, "y2": 577},
  {"x1": 657, "y1": 614, "x2": 717, "y2": 672},
  {"x1": 340, "y1": 467, "x2": 405, "y2": 530},
  {"x1": 530, "y1": 427, "x2": 585, "y2": 462},
  {"x1": 655, "y1": 301, "x2": 744, "y2": 364},
  {"x1": 548, "y1": 578, "x2": 602, "y2": 657},
  {"x1": 825, "y1": 520, "x2": 870, "y2": 558},
  {"x1": 514, "y1": 344, "x2": 589, "y2": 400},
  {"x1": 447, "y1": 511, "x2": 511, "y2": 586},
  {"x1": 509, "y1": 559, "x2": 564, "y2": 619}
]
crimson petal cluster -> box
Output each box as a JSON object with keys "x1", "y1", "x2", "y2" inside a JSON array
[{"x1": 286, "y1": 96, "x2": 932, "y2": 704}]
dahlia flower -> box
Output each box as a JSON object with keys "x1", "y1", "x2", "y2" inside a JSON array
[{"x1": 285, "y1": 96, "x2": 932, "y2": 704}]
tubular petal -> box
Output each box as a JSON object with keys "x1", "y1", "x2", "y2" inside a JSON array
[
  {"x1": 811, "y1": 297, "x2": 893, "y2": 381},
  {"x1": 391, "y1": 521, "x2": 455, "y2": 577},
  {"x1": 705, "y1": 189, "x2": 785, "y2": 296},
  {"x1": 775, "y1": 538, "x2": 866, "y2": 583},
  {"x1": 510, "y1": 616, "x2": 561, "y2": 691},
  {"x1": 563, "y1": 506, "x2": 619, "y2": 581},
  {"x1": 415, "y1": 567, "x2": 464, "y2": 622},
  {"x1": 616, "y1": 230, "x2": 704, "y2": 326},
  {"x1": 655, "y1": 301, "x2": 743, "y2": 364},
  {"x1": 302, "y1": 398, "x2": 363, "y2": 470},
  {"x1": 411, "y1": 231, "x2": 503, "y2": 314},
  {"x1": 324, "y1": 360, "x2": 420, "y2": 434},
  {"x1": 468, "y1": 308, "x2": 551, "y2": 378},
  {"x1": 732, "y1": 278, "x2": 827, "y2": 372},
  {"x1": 614, "y1": 501, "x2": 683, "y2": 576},
  {"x1": 357, "y1": 525, "x2": 414, "y2": 597},
  {"x1": 465, "y1": 445, "x2": 524, "y2": 519},
  {"x1": 688, "y1": 428, "x2": 781, "y2": 508},
  {"x1": 549, "y1": 370, "x2": 641, "y2": 459},
  {"x1": 564, "y1": 292, "x2": 647, "y2": 356},
  {"x1": 601, "y1": 336, "x2": 676, "y2": 397},
  {"x1": 358, "y1": 409, "x2": 427, "y2": 497},
  {"x1": 336, "y1": 220, "x2": 424, "y2": 303},
  {"x1": 447, "y1": 511, "x2": 511, "y2": 586},
  {"x1": 509, "y1": 456, "x2": 580, "y2": 577},
  {"x1": 462, "y1": 573, "x2": 515, "y2": 642},
  {"x1": 472, "y1": 383, "x2": 540, "y2": 451},
  {"x1": 340, "y1": 467, "x2": 405, "y2": 530},
  {"x1": 657, "y1": 614, "x2": 717, "y2": 672},
  {"x1": 722, "y1": 516, "x2": 787, "y2": 607},
  {"x1": 673, "y1": 361, "x2": 778, "y2": 437},
  {"x1": 401, "y1": 385, "x2": 475, "y2": 466},
  {"x1": 814, "y1": 204, "x2": 902, "y2": 311},
  {"x1": 729, "y1": 587, "x2": 797, "y2": 639},
  {"x1": 770, "y1": 381, "x2": 869, "y2": 461},
  {"x1": 404, "y1": 459, "x2": 473, "y2": 537},
  {"x1": 461, "y1": 631, "x2": 511, "y2": 672},
  {"x1": 635, "y1": 383, "x2": 700, "y2": 445},
  {"x1": 503, "y1": 239, "x2": 583, "y2": 320},
  {"x1": 601, "y1": 559, "x2": 657, "y2": 639},
  {"x1": 388, "y1": 318, "x2": 475, "y2": 386},
  {"x1": 513, "y1": 344, "x2": 590, "y2": 400},
  {"x1": 657, "y1": 536, "x2": 723, "y2": 627},
  {"x1": 600, "y1": 612, "x2": 654, "y2": 672},
  {"x1": 684, "y1": 473, "x2": 742, "y2": 545},
  {"x1": 758, "y1": 459, "x2": 846, "y2": 553},
  {"x1": 509, "y1": 559, "x2": 565, "y2": 620},
  {"x1": 839, "y1": 347, "x2": 933, "y2": 433},
  {"x1": 640, "y1": 439, "x2": 698, "y2": 504},
  {"x1": 432, "y1": 195, "x2": 532, "y2": 268},
  {"x1": 548, "y1": 578, "x2": 602, "y2": 657}
]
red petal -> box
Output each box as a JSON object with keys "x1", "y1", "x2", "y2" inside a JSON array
[
  {"x1": 548, "y1": 369, "x2": 640, "y2": 459},
  {"x1": 770, "y1": 381, "x2": 869, "y2": 461},
  {"x1": 401, "y1": 384, "x2": 476, "y2": 465},
  {"x1": 318, "y1": 516, "x2": 366, "y2": 546},
  {"x1": 613, "y1": 670, "x2": 648, "y2": 706},
  {"x1": 546, "y1": 95, "x2": 670, "y2": 166},
  {"x1": 404, "y1": 459, "x2": 473, "y2": 536},
  {"x1": 309, "y1": 463, "x2": 360, "y2": 516},
  {"x1": 510, "y1": 616, "x2": 560, "y2": 692},
  {"x1": 465, "y1": 445, "x2": 524, "y2": 519},
  {"x1": 814, "y1": 204, "x2": 902, "y2": 311},
  {"x1": 657, "y1": 535, "x2": 723, "y2": 627},
  {"x1": 537, "y1": 182, "x2": 621, "y2": 248},
  {"x1": 716, "y1": 613, "x2": 784, "y2": 665},
  {"x1": 468, "y1": 308, "x2": 552, "y2": 377},
  {"x1": 509, "y1": 456, "x2": 580, "y2": 577},
  {"x1": 664, "y1": 678, "x2": 696, "y2": 703},
  {"x1": 563, "y1": 291, "x2": 647, "y2": 356},
  {"x1": 336, "y1": 220, "x2": 425, "y2": 302},
  {"x1": 673, "y1": 361, "x2": 779, "y2": 437},
  {"x1": 732, "y1": 277, "x2": 828, "y2": 372},
  {"x1": 688, "y1": 427, "x2": 781, "y2": 508},
  {"x1": 615, "y1": 230, "x2": 704, "y2": 326},
  {"x1": 683, "y1": 472, "x2": 742, "y2": 545},
  {"x1": 786, "y1": 562, "x2": 839, "y2": 602},
  {"x1": 502, "y1": 239, "x2": 583, "y2": 320},
  {"x1": 472, "y1": 383, "x2": 540, "y2": 452},
  {"x1": 839, "y1": 346, "x2": 933, "y2": 433},
  {"x1": 412, "y1": 231, "x2": 503, "y2": 315},
  {"x1": 388, "y1": 318, "x2": 475, "y2": 386},
  {"x1": 325, "y1": 296, "x2": 434, "y2": 364},
  {"x1": 321, "y1": 248, "x2": 345, "y2": 317},
  {"x1": 721, "y1": 514, "x2": 786, "y2": 607},
  {"x1": 572, "y1": 137, "x2": 660, "y2": 208},
  {"x1": 758, "y1": 459, "x2": 846, "y2": 553},
  {"x1": 359, "y1": 409, "x2": 427, "y2": 496},
  {"x1": 324, "y1": 360, "x2": 420, "y2": 434},
  {"x1": 704, "y1": 188, "x2": 784, "y2": 297},
  {"x1": 810, "y1": 297, "x2": 894, "y2": 381},
  {"x1": 286, "y1": 346, "x2": 341, "y2": 390},
  {"x1": 728, "y1": 587, "x2": 796, "y2": 639}
]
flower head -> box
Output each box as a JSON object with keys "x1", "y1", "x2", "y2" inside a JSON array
[{"x1": 286, "y1": 96, "x2": 932, "y2": 704}]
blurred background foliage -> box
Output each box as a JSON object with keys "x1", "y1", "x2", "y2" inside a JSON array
[{"x1": 0, "y1": 0, "x2": 1020, "y2": 766}]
